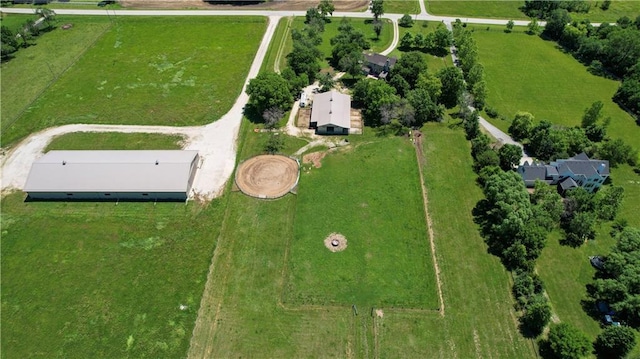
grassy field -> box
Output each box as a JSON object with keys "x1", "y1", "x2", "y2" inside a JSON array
[
  {"x1": 187, "y1": 121, "x2": 536, "y2": 358},
  {"x1": 390, "y1": 20, "x2": 453, "y2": 70},
  {"x1": 425, "y1": 0, "x2": 640, "y2": 22},
  {"x1": 0, "y1": 15, "x2": 112, "y2": 134},
  {"x1": 385, "y1": 0, "x2": 422, "y2": 14},
  {"x1": 538, "y1": 163, "x2": 640, "y2": 340},
  {"x1": 0, "y1": 12, "x2": 38, "y2": 31},
  {"x1": 0, "y1": 193, "x2": 226, "y2": 358},
  {"x1": 286, "y1": 137, "x2": 439, "y2": 308},
  {"x1": 277, "y1": 17, "x2": 394, "y2": 71},
  {"x1": 471, "y1": 27, "x2": 638, "y2": 147},
  {"x1": 1, "y1": 16, "x2": 266, "y2": 147},
  {"x1": 45, "y1": 132, "x2": 184, "y2": 151}
]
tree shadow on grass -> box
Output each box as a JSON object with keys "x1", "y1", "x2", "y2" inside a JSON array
[{"x1": 243, "y1": 103, "x2": 265, "y2": 125}]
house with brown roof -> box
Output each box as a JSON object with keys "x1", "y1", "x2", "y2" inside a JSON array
[{"x1": 362, "y1": 53, "x2": 397, "y2": 80}]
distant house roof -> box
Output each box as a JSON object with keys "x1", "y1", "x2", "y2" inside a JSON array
[
  {"x1": 364, "y1": 53, "x2": 397, "y2": 68},
  {"x1": 24, "y1": 150, "x2": 199, "y2": 193},
  {"x1": 310, "y1": 90, "x2": 351, "y2": 129}
]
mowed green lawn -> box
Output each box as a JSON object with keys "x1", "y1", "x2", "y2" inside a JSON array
[
  {"x1": 425, "y1": 0, "x2": 640, "y2": 22},
  {"x1": 277, "y1": 17, "x2": 394, "y2": 71},
  {"x1": 385, "y1": 0, "x2": 421, "y2": 14},
  {"x1": 45, "y1": 132, "x2": 184, "y2": 151},
  {"x1": 2, "y1": 16, "x2": 266, "y2": 147},
  {"x1": 391, "y1": 20, "x2": 453, "y2": 70},
  {"x1": 538, "y1": 164, "x2": 640, "y2": 343},
  {"x1": 0, "y1": 194, "x2": 225, "y2": 358},
  {"x1": 286, "y1": 137, "x2": 439, "y2": 308},
  {"x1": 1, "y1": 15, "x2": 112, "y2": 133},
  {"x1": 472, "y1": 28, "x2": 638, "y2": 146}
]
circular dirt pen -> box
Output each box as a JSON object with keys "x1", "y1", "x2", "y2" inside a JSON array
[
  {"x1": 235, "y1": 155, "x2": 299, "y2": 199},
  {"x1": 324, "y1": 233, "x2": 347, "y2": 252}
]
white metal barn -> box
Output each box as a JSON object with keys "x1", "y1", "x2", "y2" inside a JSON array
[
  {"x1": 309, "y1": 90, "x2": 351, "y2": 135},
  {"x1": 24, "y1": 150, "x2": 199, "y2": 201}
]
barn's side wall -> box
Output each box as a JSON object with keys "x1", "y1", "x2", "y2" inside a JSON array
[{"x1": 26, "y1": 191, "x2": 187, "y2": 201}]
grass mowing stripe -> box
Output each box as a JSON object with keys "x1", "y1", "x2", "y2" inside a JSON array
[{"x1": 45, "y1": 132, "x2": 184, "y2": 151}]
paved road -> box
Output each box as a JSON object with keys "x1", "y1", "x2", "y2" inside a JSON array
[{"x1": 0, "y1": 7, "x2": 550, "y2": 26}]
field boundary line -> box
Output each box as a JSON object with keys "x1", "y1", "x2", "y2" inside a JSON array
[
  {"x1": 186, "y1": 194, "x2": 236, "y2": 359},
  {"x1": 273, "y1": 16, "x2": 292, "y2": 73},
  {"x1": 2, "y1": 21, "x2": 114, "y2": 132},
  {"x1": 413, "y1": 131, "x2": 446, "y2": 317}
]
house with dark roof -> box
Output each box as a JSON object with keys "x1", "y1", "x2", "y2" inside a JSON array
[
  {"x1": 517, "y1": 153, "x2": 609, "y2": 193},
  {"x1": 309, "y1": 90, "x2": 351, "y2": 135},
  {"x1": 362, "y1": 53, "x2": 397, "y2": 80}
]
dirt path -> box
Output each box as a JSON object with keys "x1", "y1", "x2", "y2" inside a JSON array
[
  {"x1": 273, "y1": 16, "x2": 293, "y2": 73},
  {"x1": 413, "y1": 131, "x2": 445, "y2": 316}
]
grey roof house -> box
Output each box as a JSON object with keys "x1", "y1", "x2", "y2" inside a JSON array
[
  {"x1": 310, "y1": 90, "x2": 351, "y2": 135},
  {"x1": 362, "y1": 53, "x2": 397, "y2": 80},
  {"x1": 24, "y1": 150, "x2": 199, "y2": 201},
  {"x1": 517, "y1": 152, "x2": 609, "y2": 193}
]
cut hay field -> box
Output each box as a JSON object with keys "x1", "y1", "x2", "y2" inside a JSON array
[
  {"x1": 1, "y1": 16, "x2": 266, "y2": 147},
  {"x1": 286, "y1": 137, "x2": 439, "y2": 308},
  {"x1": 471, "y1": 27, "x2": 638, "y2": 147}
]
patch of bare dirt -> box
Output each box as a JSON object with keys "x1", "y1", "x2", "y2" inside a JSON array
[
  {"x1": 302, "y1": 151, "x2": 327, "y2": 168},
  {"x1": 235, "y1": 154, "x2": 299, "y2": 199},
  {"x1": 121, "y1": 0, "x2": 368, "y2": 11},
  {"x1": 324, "y1": 232, "x2": 347, "y2": 252}
]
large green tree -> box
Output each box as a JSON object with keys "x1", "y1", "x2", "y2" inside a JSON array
[
  {"x1": 246, "y1": 72, "x2": 293, "y2": 116},
  {"x1": 594, "y1": 326, "x2": 637, "y2": 358},
  {"x1": 352, "y1": 78, "x2": 399, "y2": 126},
  {"x1": 509, "y1": 112, "x2": 534, "y2": 142},
  {"x1": 371, "y1": 0, "x2": 384, "y2": 21},
  {"x1": 436, "y1": 66, "x2": 465, "y2": 108},
  {"x1": 391, "y1": 51, "x2": 428, "y2": 89},
  {"x1": 543, "y1": 323, "x2": 591, "y2": 359}
]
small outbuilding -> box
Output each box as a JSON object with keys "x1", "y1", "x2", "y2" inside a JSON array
[
  {"x1": 24, "y1": 150, "x2": 199, "y2": 201},
  {"x1": 309, "y1": 90, "x2": 351, "y2": 135}
]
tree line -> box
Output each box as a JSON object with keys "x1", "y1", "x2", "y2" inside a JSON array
[{"x1": 1, "y1": 8, "x2": 56, "y2": 60}]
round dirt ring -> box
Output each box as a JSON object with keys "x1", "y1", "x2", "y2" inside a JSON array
[
  {"x1": 235, "y1": 155, "x2": 299, "y2": 199},
  {"x1": 324, "y1": 233, "x2": 347, "y2": 252}
]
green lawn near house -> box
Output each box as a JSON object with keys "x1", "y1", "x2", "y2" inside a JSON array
[
  {"x1": 471, "y1": 27, "x2": 638, "y2": 147},
  {"x1": 286, "y1": 136, "x2": 439, "y2": 308},
  {"x1": 391, "y1": 20, "x2": 453, "y2": 71},
  {"x1": 1, "y1": 16, "x2": 266, "y2": 147},
  {"x1": 277, "y1": 16, "x2": 394, "y2": 71}
]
